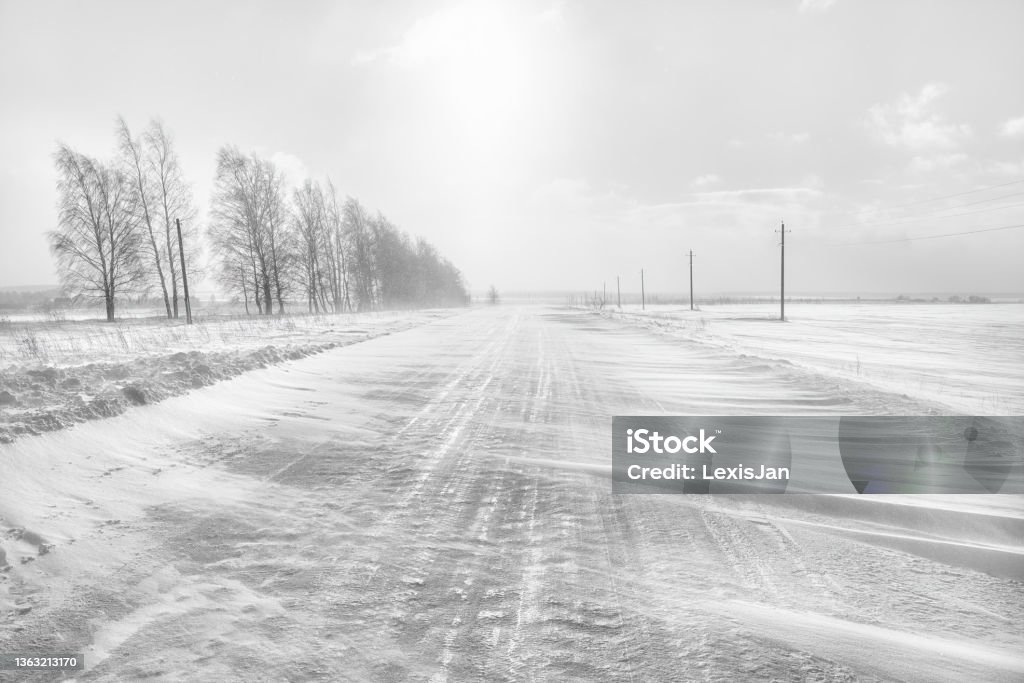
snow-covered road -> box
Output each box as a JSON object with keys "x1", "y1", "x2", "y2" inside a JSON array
[{"x1": 1, "y1": 306, "x2": 1022, "y2": 681}]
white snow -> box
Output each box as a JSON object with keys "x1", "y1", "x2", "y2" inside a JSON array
[
  {"x1": 603, "y1": 301, "x2": 1024, "y2": 414},
  {"x1": 0, "y1": 309, "x2": 459, "y2": 442},
  {"x1": 0, "y1": 304, "x2": 1021, "y2": 680}
]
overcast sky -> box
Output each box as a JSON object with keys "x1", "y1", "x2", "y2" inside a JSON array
[{"x1": 2, "y1": 0, "x2": 1023, "y2": 295}]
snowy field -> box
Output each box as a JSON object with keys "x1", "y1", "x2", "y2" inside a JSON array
[
  {"x1": 0, "y1": 308, "x2": 454, "y2": 370},
  {"x1": 0, "y1": 309, "x2": 457, "y2": 443},
  {"x1": 0, "y1": 304, "x2": 1021, "y2": 681},
  {"x1": 606, "y1": 302, "x2": 1024, "y2": 415}
]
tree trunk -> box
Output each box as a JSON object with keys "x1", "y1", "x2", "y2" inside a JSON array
[
  {"x1": 273, "y1": 266, "x2": 285, "y2": 315},
  {"x1": 164, "y1": 224, "x2": 180, "y2": 318},
  {"x1": 240, "y1": 266, "x2": 250, "y2": 316}
]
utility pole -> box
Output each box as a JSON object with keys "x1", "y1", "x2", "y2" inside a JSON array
[
  {"x1": 176, "y1": 218, "x2": 193, "y2": 325},
  {"x1": 689, "y1": 249, "x2": 695, "y2": 311},
  {"x1": 776, "y1": 220, "x2": 791, "y2": 321},
  {"x1": 641, "y1": 269, "x2": 646, "y2": 310},
  {"x1": 617, "y1": 276, "x2": 621, "y2": 308},
  {"x1": 603, "y1": 281, "x2": 606, "y2": 306}
]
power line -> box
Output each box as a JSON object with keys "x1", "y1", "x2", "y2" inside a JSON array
[
  {"x1": 826, "y1": 191, "x2": 1024, "y2": 230},
  {"x1": 857, "y1": 177, "x2": 1024, "y2": 212},
  {"x1": 822, "y1": 199, "x2": 1024, "y2": 231},
  {"x1": 929, "y1": 190, "x2": 1024, "y2": 210},
  {"x1": 832, "y1": 222, "x2": 1024, "y2": 247}
]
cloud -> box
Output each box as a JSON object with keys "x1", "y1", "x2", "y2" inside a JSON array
[
  {"x1": 529, "y1": 178, "x2": 824, "y2": 236},
  {"x1": 866, "y1": 83, "x2": 972, "y2": 150},
  {"x1": 269, "y1": 151, "x2": 309, "y2": 188},
  {"x1": 692, "y1": 174, "x2": 721, "y2": 188},
  {"x1": 799, "y1": 0, "x2": 838, "y2": 13},
  {"x1": 530, "y1": 177, "x2": 634, "y2": 220},
  {"x1": 352, "y1": 4, "x2": 487, "y2": 66},
  {"x1": 908, "y1": 153, "x2": 968, "y2": 173},
  {"x1": 1000, "y1": 115, "x2": 1024, "y2": 138},
  {"x1": 770, "y1": 131, "x2": 810, "y2": 144},
  {"x1": 799, "y1": 173, "x2": 825, "y2": 190},
  {"x1": 984, "y1": 158, "x2": 1024, "y2": 177},
  {"x1": 535, "y1": 1, "x2": 565, "y2": 26},
  {"x1": 352, "y1": 3, "x2": 561, "y2": 67},
  {"x1": 694, "y1": 186, "x2": 823, "y2": 202}
]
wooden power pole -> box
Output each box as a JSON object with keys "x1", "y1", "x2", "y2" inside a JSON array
[
  {"x1": 689, "y1": 249, "x2": 695, "y2": 311},
  {"x1": 617, "y1": 276, "x2": 621, "y2": 308},
  {"x1": 176, "y1": 218, "x2": 193, "y2": 325},
  {"x1": 776, "y1": 220, "x2": 790, "y2": 321},
  {"x1": 641, "y1": 269, "x2": 646, "y2": 310}
]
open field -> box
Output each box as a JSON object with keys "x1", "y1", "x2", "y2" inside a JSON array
[
  {"x1": 0, "y1": 308, "x2": 457, "y2": 370},
  {"x1": 0, "y1": 303, "x2": 1021, "y2": 681},
  {"x1": 0, "y1": 309, "x2": 458, "y2": 443},
  {"x1": 604, "y1": 302, "x2": 1024, "y2": 415}
]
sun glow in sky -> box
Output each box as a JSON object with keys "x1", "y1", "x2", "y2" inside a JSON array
[{"x1": 1, "y1": 0, "x2": 1023, "y2": 295}]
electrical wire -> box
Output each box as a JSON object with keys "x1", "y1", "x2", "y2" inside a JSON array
[
  {"x1": 830, "y1": 222, "x2": 1024, "y2": 246},
  {"x1": 821, "y1": 199, "x2": 1024, "y2": 230},
  {"x1": 863, "y1": 177, "x2": 1024, "y2": 211},
  {"x1": 825, "y1": 191, "x2": 1024, "y2": 230}
]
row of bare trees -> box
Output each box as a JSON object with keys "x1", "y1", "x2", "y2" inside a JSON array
[
  {"x1": 49, "y1": 117, "x2": 198, "y2": 321},
  {"x1": 207, "y1": 147, "x2": 290, "y2": 316},
  {"x1": 207, "y1": 146, "x2": 468, "y2": 314},
  {"x1": 51, "y1": 120, "x2": 469, "y2": 321}
]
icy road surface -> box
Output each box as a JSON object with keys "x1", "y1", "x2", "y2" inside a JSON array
[{"x1": 1, "y1": 306, "x2": 1022, "y2": 682}]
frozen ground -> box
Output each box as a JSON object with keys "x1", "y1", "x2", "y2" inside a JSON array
[
  {"x1": 604, "y1": 302, "x2": 1024, "y2": 415},
  {"x1": 0, "y1": 310, "x2": 455, "y2": 443},
  {"x1": 0, "y1": 305, "x2": 1021, "y2": 681}
]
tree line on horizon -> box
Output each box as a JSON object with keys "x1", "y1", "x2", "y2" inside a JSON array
[{"x1": 49, "y1": 117, "x2": 469, "y2": 321}]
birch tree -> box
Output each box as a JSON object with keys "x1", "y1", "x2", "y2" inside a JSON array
[
  {"x1": 208, "y1": 147, "x2": 290, "y2": 314},
  {"x1": 146, "y1": 119, "x2": 199, "y2": 318},
  {"x1": 50, "y1": 145, "x2": 147, "y2": 321},
  {"x1": 323, "y1": 180, "x2": 352, "y2": 312},
  {"x1": 117, "y1": 117, "x2": 171, "y2": 317},
  {"x1": 293, "y1": 179, "x2": 328, "y2": 312},
  {"x1": 343, "y1": 197, "x2": 378, "y2": 311},
  {"x1": 117, "y1": 117, "x2": 198, "y2": 319}
]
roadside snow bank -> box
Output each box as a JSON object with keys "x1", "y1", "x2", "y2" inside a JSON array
[{"x1": 0, "y1": 309, "x2": 459, "y2": 443}]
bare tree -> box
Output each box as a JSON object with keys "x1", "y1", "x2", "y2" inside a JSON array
[
  {"x1": 261, "y1": 159, "x2": 291, "y2": 314},
  {"x1": 293, "y1": 179, "x2": 328, "y2": 312},
  {"x1": 117, "y1": 117, "x2": 171, "y2": 317},
  {"x1": 116, "y1": 117, "x2": 198, "y2": 319},
  {"x1": 372, "y1": 213, "x2": 415, "y2": 308},
  {"x1": 323, "y1": 179, "x2": 352, "y2": 312},
  {"x1": 207, "y1": 147, "x2": 469, "y2": 315},
  {"x1": 208, "y1": 147, "x2": 290, "y2": 315},
  {"x1": 209, "y1": 147, "x2": 263, "y2": 313},
  {"x1": 50, "y1": 145, "x2": 148, "y2": 321},
  {"x1": 343, "y1": 197, "x2": 378, "y2": 311},
  {"x1": 146, "y1": 119, "x2": 199, "y2": 318}
]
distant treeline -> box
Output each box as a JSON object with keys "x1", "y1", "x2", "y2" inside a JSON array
[
  {"x1": 49, "y1": 117, "x2": 469, "y2": 321},
  {"x1": 896, "y1": 294, "x2": 992, "y2": 303},
  {"x1": 209, "y1": 147, "x2": 467, "y2": 316},
  {"x1": 0, "y1": 289, "x2": 60, "y2": 310}
]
